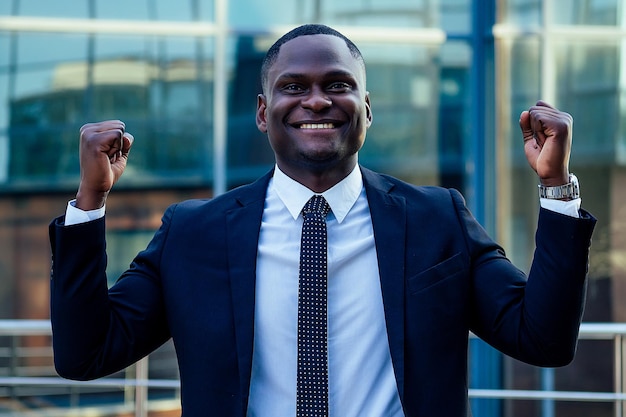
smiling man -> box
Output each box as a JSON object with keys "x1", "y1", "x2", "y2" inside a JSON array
[
  {"x1": 49, "y1": 24, "x2": 596, "y2": 417},
  {"x1": 257, "y1": 30, "x2": 371, "y2": 192}
]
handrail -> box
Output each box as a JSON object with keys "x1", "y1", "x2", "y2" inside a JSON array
[
  {"x1": 0, "y1": 319, "x2": 51, "y2": 335},
  {"x1": 1, "y1": 321, "x2": 626, "y2": 417},
  {"x1": 5, "y1": 319, "x2": 626, "y2": 336}
]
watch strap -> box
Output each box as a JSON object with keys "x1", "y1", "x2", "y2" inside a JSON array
[{"x1": 538, "y1": 174, "x2": 580, "y2": 200}]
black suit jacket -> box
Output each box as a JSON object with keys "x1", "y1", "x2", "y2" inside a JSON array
[{"x1": 49, "y1": 167, "x2": 596, "y2": 416}]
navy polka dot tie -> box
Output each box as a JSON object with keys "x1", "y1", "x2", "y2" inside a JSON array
[{"x1": 297, "y1": 195, "x2": 331, "y2": 417}]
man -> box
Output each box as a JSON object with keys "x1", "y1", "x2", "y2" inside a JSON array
[{"x1": 49, "y1": 24, "x2": 596, "y2": 416}]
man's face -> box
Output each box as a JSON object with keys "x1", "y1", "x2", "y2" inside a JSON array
[{"x1": 256, "y1": 34, "x2": 372, "y2": 182}]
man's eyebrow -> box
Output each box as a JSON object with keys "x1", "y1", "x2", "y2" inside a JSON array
[
  {"x1": 275, "y1": 70, "x2": 357, "y2": 82},
  {"x1": 276, "y1": 72, "x2": 307, "y2": 82},
  {"x1": 325, "y1": 70, "x2": 358, "y2": 80}
]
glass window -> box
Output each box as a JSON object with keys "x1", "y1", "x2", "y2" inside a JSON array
[
  {"x1": 555, "y1": 40, "x2": 619, "y2": 159},
  {"x1": 11, "y1": 33, "x2": 89, "y2": 113},
  {"x1": 226, "y1": 34, "x2": 274, "y2": 186},
  {"x1": 15, "y1": 0, "x2": 89, "y2": 18},
  {"x1": 440, "y1": 0, "x2": 471, "y2": 34},
  {"x1": 437, "y1": 41, "x2": 471, "y2": 191},
  {"x1": 15, "y1": 32, "x2": 88, "y2": 68},
  {"x1": 196, "y1": 0, "x2": 215, "y2": 22},
  {"x1": 499, "y1": 0, "x2": 542, "y2": 27},
  {"x1": 0, "y1": 2, "x2": 12, "y2": 14},
  {"x1": 355, "y1": 41, "x2": 469, "y2": 192},
  {"x1": 90, "y1": 35, "x2": 214, "y2": 184},
  {"x1": 8, "y1": 33, "x2": 89, "y2": 183},
  {"x1": 3, "y1": 31, "x2": 216, "y2": 188},
  {"x1": 360, "y1": 43, "x2": 444, "y2": 184},
  {"x1": 93, "y1": 0, "x2": 213, "y2": 21},
  {"x1": 316, "y1": 0, "x2": 442, "y2": 28},
  {"x1": 501, "y1": 0, "x2": 620, "y2": 27},
  {"x1": 154, "y1": 0, "x2": 193, "y2": 21},
  {"x1": 0, "y1": 133, "x2": 7, "y2": 182},
  {"x1": 0, "y1": 35, "x2": 10, "y2": 129},
  {"x1": 551, "y1": 0, "x2": 620, "y2": 25},
  {"x1": 229, "y1": 0, "x2": 449, "y2": 29},
  {"x1": 94, "y1": 0, "x2": 151, "y2": 20}
]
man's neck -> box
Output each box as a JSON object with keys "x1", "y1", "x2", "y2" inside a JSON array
[{"x1": 276, "y1": 161, "x2": 358, "y2": 193}]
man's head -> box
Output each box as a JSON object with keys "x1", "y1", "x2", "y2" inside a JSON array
[
  {"x1": 261, "y1": 24, "x2": 365, "y2": 94},
  {"x1": 256, "y1": 24, "x2": 372, "y2": 192}
]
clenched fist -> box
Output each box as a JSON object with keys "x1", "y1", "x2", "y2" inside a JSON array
[
  {"x1": 76, "y1": 120, "x2": 134, "y2": 210},
  {"x1": 519, "y1": 100, "x2": 572, "y2": 187}
]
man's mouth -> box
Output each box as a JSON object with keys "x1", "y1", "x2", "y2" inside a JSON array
[{"x1": 298, "y1": 123, "x2": 336, "y2": 129}]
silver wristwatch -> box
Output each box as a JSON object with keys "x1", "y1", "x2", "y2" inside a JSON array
[{"x1": 538, "y1": 173, "x2": 580, "y2": 200}]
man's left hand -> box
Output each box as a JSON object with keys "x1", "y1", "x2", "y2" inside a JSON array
[{"x1": 519, "y1": 100, "x2": 572, "y2": 186}]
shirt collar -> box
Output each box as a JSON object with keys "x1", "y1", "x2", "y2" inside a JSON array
[{"x1": 272, "y1": 164, "x2": 363, "y2": 224}]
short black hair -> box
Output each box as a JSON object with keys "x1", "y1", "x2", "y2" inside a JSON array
[{"x1": 260, "y1": 24, "x2": 365, "y2": 92}]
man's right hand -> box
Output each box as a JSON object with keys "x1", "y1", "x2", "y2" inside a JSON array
[{"x1": 75, "y1": 120, "x2": 134, "y2": 211}]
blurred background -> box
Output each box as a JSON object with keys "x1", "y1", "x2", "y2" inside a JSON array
[{"x1": 0, "y1": 0, "x2": 624, "y2": 416}]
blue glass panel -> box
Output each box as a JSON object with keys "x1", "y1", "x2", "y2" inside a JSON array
[{"x1": 16, "y1": 0, "x2": 89, "y2": 18}]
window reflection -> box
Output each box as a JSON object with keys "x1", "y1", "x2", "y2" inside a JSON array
[
  {"x1": 551, "y1": 0, "x2": 619, "y2": 25},
  {"x1": 95, "y1": 0, "x2": 153, "y2": 20},
  {"x1": 501, "y1": 0, "x2": 620, "y2": 26},
  {"x1": 228, "y1": 0, "x2": 455, "y2": 29},
  {"x1": 556, "y1": 41, "x2": 619, "y2": 160},
  {"x1": 226, "y1": 35, "x2": 272, "y2": 186},
  {"x1": 499, "y1": 0, "x2": 541, "y2": 27},
  {"x1": 361, "y1": 41, "x2": 469, "y2": 191},
  {"x1": 15, "y1": 0, "x2": 89, "y2": 18},
  {"x1": 6, "y1": 33, "x2": 214, "y2": 185},
  {"x1": 0, "y1": 2, "x2": 11, "y2": 15},
  {"x1": 12, "y1": 0, "x2": 213, "y2": 21},
  {"x1": 360, "y1": 43, "x2": 443, "y2": 184}
]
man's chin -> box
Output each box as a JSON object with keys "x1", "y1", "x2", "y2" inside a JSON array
[
  {"x1": 300, "y1": 152, "x2": 339, "y2": 167},
  {"x1": 299, "y1": 152, "x2": 359, "y2": 173}
]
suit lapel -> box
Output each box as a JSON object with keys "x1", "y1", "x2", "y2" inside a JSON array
[
  {"x1": 225, "y1": 171, "x2": 272, "y2": 405},
  {"x1": 362, "y1": 167, "x2": 407, "y2": 401}
]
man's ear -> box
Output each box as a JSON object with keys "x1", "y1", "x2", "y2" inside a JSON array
[
  {"x1": 365, "y1": 92, "x2": 373, "y2": 128},
  {"x1": 256, "y1": 94, "x2": 268, "y2": 133}
]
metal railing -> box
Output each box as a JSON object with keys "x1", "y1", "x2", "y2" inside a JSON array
[
  {"x1": 1, "y1": 321, "x2": 626, "y2": 416},
  {"x1": 470, "y1": 323, "x2": 626, "y2": 417},
  {"x1": 0, "y1": 320, "x2": 179, "y2": 417}
]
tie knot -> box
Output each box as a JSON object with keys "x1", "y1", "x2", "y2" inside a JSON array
[{"x1": 302, "y1": 195, "x2": 330, "y2": 217}]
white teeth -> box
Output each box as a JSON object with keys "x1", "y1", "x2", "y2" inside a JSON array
[{"x1": 299, "y1": 123, "x2": 335, "y2": 129}]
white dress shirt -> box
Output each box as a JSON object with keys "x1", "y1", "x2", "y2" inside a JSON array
[{"x1": 247, "y1": 165, "x2": 404, "y2": 416}]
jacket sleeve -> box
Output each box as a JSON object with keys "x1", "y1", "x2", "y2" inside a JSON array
[
  {"x1": 455, "y1": 190, "x2": 597, "y2": 367},
  {"x1": 49, "y1": 208, "x2": 174, "y2": 380}
]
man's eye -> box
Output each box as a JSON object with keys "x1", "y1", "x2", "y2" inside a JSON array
[
  {"x1": 328, "y1": 82, "x2": 351, "y2": 91},
  {"x1": 283, "y1": 84, "x2": 304, "y2": 92}
]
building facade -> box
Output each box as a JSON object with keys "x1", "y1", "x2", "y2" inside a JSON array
[{"x1": 0, "y1": 0, "x2": 624, "y2": 416}]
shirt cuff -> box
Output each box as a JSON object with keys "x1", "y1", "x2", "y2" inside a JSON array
[
  {"x1": 539, "y1": 197, "x2": 581, "y2": 218},
  {"x1": 65, "y1": 199, "x2": 106, "y2": 226}
]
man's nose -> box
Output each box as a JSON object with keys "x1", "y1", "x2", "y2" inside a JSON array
[{"x1": 301, "y1": 87, "x2": 332, "y2": 112}]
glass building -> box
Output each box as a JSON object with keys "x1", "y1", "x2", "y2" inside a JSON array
[{"x1": 0, "y1": 0, "x2": 623, "y2": 416}]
